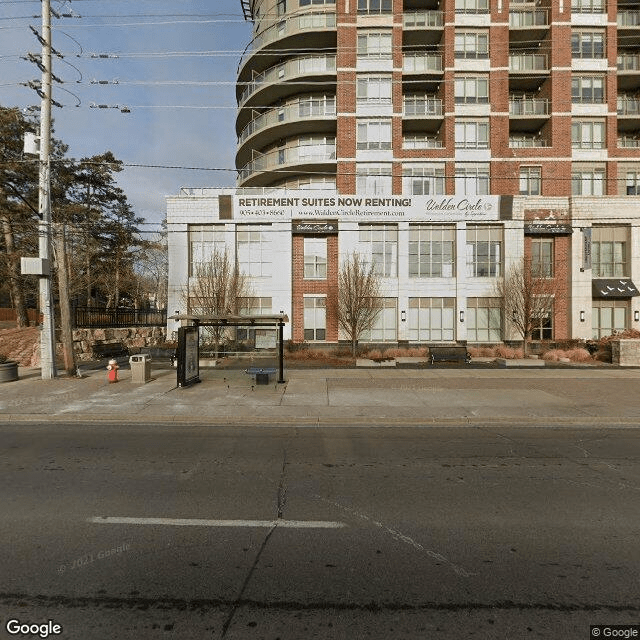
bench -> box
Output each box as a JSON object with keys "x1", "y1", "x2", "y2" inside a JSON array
[
  {"x1": 92, "y1": 342, "x2": 129, "y2": 360},
  {"x1": 429, "y1": 345, "x2": 471, "y2": 365},
  {"x1": 245, "y1": 367, "x2": 277, "y2": 385}
]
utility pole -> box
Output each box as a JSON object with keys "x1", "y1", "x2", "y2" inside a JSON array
[{"x1": 38, "y1": 0, "x2": 57, "y2": 379}]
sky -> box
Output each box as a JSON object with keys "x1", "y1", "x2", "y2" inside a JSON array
[{"x1": 0, "y1": 0, "x2": 253, "y2": 234}]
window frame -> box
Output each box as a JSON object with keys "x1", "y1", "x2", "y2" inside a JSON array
[
  {"x1": 303, "y1": 236, "x2": 328, "y2": 279},
  {"x1": 454, "y1": 76, "x2": 489, "y2": 104},
  {"x1": 466, "y1": 225, "x2": 502, "y2": 278},
  {"x1": 408, "y1": 225, "x2": 456, "y2": 278},
  {"x1": 303, "y1": 295, "x2": 327, "y2": 341}
]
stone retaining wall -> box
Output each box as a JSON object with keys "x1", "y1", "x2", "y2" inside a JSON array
[
  {"x1": 73, "y1": 327, "x2": 167, "y2": 361},
  {"x1": 611, "y1": 339, "x2": 640, "y2": 367}
]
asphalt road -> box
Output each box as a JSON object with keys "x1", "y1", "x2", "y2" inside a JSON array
[{"x1": 0, "y1": 422, "x2": 639, "y2": 640}]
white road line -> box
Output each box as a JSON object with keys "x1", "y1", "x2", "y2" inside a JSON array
[{"x1": 88, "y1": 516, "x2": 345, "y2": 529}]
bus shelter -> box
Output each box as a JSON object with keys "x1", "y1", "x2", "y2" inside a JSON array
[{"x1": 170, "y1": 313, "x2": 289, "y2": 387}]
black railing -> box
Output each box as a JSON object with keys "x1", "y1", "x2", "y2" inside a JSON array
[{"x1": 74, "y1": 307, "x2": 167, "y2": 328}]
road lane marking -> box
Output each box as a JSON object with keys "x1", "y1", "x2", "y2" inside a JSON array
[
  {"x1": 317, "y1": 497, "x2": 476, "y2": 578},
  {"x1": 88, "y1": 516, "x2": 345, "y2": 529}
]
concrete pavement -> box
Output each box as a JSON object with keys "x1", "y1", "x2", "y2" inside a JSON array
[{"x1": 2, "y1": 360, "x2": 640, "y2": 425}]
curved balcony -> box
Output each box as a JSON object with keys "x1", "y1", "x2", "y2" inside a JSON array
[
  {"x1": 237, "y1": 54, "x2": 336, "y2": 114},
  {"x1": 236, "y1": 95, "x2": 336, "y2": 168},
  {"x1": 238, "y1": 10, "x2": 337, "y2": 84},
  {"x1": 237, "y1": 143, "x2": 337, "y2": 188}
]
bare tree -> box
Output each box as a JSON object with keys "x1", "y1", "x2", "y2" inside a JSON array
[
  {"x1": 495, "y1": 256, "x2": 559, "y2": 357},
  {"x1": 338, "y1": 252, "x2": 383, "y2": 356},
  {"x1": 183, "y1": 249, "x2": 250, "y2": 357}
]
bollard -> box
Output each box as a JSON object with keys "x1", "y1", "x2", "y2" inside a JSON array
[{"x1": 106, "y1": 358, "x2": 119, "y2": 383}]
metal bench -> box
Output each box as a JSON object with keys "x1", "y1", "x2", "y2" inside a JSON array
[
  {"x1": 245, "y1": 367, "x2": 277, "y2": 385},
  {"x1": 429, "y1": 345, "x2": 471, "y2": 365},
  {"x1": 92, "y1": 342, "x2": 129, "y2": 360}
]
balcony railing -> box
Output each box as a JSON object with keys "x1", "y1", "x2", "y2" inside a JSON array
[
  {"x1": 238, "y1": 143, "x2": 336, "y2": 183},
  {"x1": 403, "y1": 136, "x2": 443, "y2": 149},
  {"x1": 570, "y1": 0, "x2": 605, "y2": 13},
  {"x1": 618, "y1": 54, "x2": 640, "y2": 71},
  {"x1": 403, "y1": 53, "x2": 443, "y2": 73},
  {"x1": 239, "y1": 55, "x2": 336, "y2": 106},
  {"x1": 403, "y1": 96, "x2": 443, "y2": 116},
  {"x1": 617, "y1": 97, "x2": 640, "y2": 115},
  {"x1": 238, "y1": 97, "x2": 336, "y2": 144},
  {"x1": 75, "y1": 307, "x2": 166, "y2": 328},
  {"x1": 618, "y1": 10, "x2": 640, "y2": 27},
  {"x1": 403, "y1": 10, "x2": 443, "y2": 27},
  {"x1": 509, "y1": 53, "x2": 548, "y2": 72},
  {"x1": 509, "y1": 136, "x2": 549, "y2": 148},
  {"x1": 509, "y1": 9, "x2": 548, "y2": 28},
  {"x1": 509, "y1": 97, "x2": 549, "y2": 116},
  {"x1": 240, "y1": 11, "x2": 336, "y2": 68},
  {"x1": 618, "y1": 136, "x2": 640, "y2": 148}
]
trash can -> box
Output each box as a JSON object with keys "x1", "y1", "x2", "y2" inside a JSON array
[{"x1": 129, "y1": 353, "x2": 151, "y2": 384}]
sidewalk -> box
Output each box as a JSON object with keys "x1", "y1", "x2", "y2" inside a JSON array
[{"x1": 2, "y1": 362, "x2": 640, "y2": 426}]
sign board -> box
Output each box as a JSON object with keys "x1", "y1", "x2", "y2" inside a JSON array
[
  {"x1": 177, "y1": 326, "x2": 200, "y2": 388},
  {"x1": 524, "y1": 223, "x2": 572, "y2": 236},
  {"x1": 234, "y1": 194, "x2": 500, "y2": 222},
  {"x1": 292, "y1": 221, "x2": 338, "y2": 234},
  {"x1": 582, "y1": 228, "x2": 592, "y2": 271},
  {"x1": 255, "y1": 329, "x2": 277, "y2": 349}
]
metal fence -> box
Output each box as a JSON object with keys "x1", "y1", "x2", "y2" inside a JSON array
[{"x1": 74, "y1": 307, "x2": 167, "y2": 328}]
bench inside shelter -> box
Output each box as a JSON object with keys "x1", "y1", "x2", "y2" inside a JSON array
[
  {"x1": 246, "y1": 367, "x2": 277, "y2": 385},
  {"x1": 92, "y1": 342, "x2": 129, "y2": 360},
  {"x1": 429, "y1": 345, "x2": 471, "y2": 365}
]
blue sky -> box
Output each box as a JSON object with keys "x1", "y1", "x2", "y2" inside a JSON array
[{"x1": 0, "y1": 0, "x2": 253, "y2": 232}]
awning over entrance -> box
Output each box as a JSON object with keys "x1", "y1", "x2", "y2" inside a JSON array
[{"x1": 592, "y1": 279, "x2": 640, "y2": 298}]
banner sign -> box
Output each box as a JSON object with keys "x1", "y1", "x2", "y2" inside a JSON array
[
  {"x1": 234, "y1": 194, "x2": 500, "y2": 222},
  {"x1": 582, "y1": 228, "x2": 592, "y2": 271}
]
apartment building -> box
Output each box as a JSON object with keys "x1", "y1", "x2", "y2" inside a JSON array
[{"x1": 167, "y1": 0, "x2": 640, "y2": 346}]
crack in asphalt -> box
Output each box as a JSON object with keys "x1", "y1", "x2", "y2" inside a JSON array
[{"x1": 0, "y1": 592, "x2": 638, "y2": 613}]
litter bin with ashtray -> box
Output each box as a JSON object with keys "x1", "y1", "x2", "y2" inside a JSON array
[{"x1": 129, "y1": 353, "x2": 152, "y2": 383}]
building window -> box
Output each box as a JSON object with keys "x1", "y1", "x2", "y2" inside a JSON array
[
  {"x1": 300, "y1": 0, "x2": 335, "y2": 5},
  {"x1": 236, "y1": 297, "x2": 273, "y2": 341},
  {"x1": 454, "y1": 77, "x2": 489, "y2": 104},
  {"x1": 455, "y1": 0, "x2": 489, "y2": 13},
  {"x1": 455, "y1": 120, "x2": 489, "y2": 148},
  {"x1": 592, "y1": 300, "x2": 628, "y2": 339},
  {"x1": 359, "y1": 224, "x2": 398, "y2": 277},
  {"x1": 592, "y1": 226, "x2": 628, "y2": 277},
  {"x1": 626, "y1": 171, "x2": 640, "y2": 195},
  {"x1": 571, "y1": 121, "x2": 605, "y2": 149},
  {"x1": 402, "y1": 166, "x2": 445, "y2": 196},
  {"x1": 571, "y1": 0, "x2": 605, "y2": 14},
  {"x1": 571, "y1": 76, "x2": 605, "y2": 104},
  {"x1": 455, "y1": 164, "x2": 490, "y2": 195},
  {"x1": 303, "y1": 237, "x2": 327, "y2": 279},
  {"x1": 519, "y1": 167, "x2": 541, "y2": 195},
  {"x1": 236, "y1": 225, "x2": 272, "y2": 277},
  {"x1": 361, "y1": 298, "x2": 397, "y2": 342},
  {"x1": 530, "y1": 238, "x2": 554, "y2": 277},
  {"x1": 189, "y1": 225, "x2": 226, "y2": 276},
  {"x1": 409, "y1": 225, "x2": 455, "y2": 277},
  {"x1": 298, "y1": 95, "x2": 335, "y2": 117},
  {"x1": 304, "y1": 296, "x2": 326, "y2": 341},
  {"x1": 357, "y1": 120, "x2": 392, "y2": 150},
  {"x1": 454, "y1": 32, "x2": 489, "y2": 59},
  {"x1": 466, "y1": 225, "x2": 502, "y2": 278},
  {"x1": 571, "y1": 31, "x2": 605, "y2": 58},
  {"x1": 357, "y1": 31, "x2": 392, "y2": 59},
  {"x1": 356, "y1": 165, "x2": 392, "y2": 194},
  {"x1": 467, "y1": 298, "x2": 502, "y2": 342},
  {"x1": 277, "y1": 0, "x2": 287, "y2": 15},
  {"x1": 408, "y1": 298, "x2": 456, "y2": 342},
  {"x1": 572, "y1": 169, "x2": 605, "y2": 195},
  {"x1": 357, "y1": 0, "x2": 392, "y2": 14},
  {"x1": 531, "y1": 303, "x2": 554, "y2": 340},
  {"x1": 357, "y1": 76, "x2": 392, "y2": 104}
]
